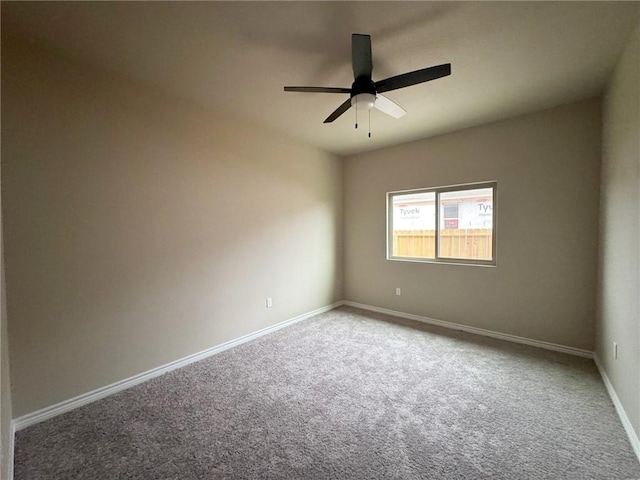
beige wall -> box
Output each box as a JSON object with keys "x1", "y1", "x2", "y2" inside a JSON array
[
  {"x1": 1, "y1": 132, "x2": 14, "y2": 480},
  {"x1": 344, "y1": 99, "x2": 602, "y2": 351},
  {"x1": 1, "y1": 232, "x2": 12, "y2": 480},
  {"x1": 1, "y1": 36, "x2": 342, "y2": 418},
  {"x1": 1, "y1": 10, "x2": 15, "y2": 473},
  {"x1": 597, "y1": 25, "x2": 640, "y2": 436}
]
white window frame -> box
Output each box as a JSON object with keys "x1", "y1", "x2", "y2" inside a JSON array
[{"x1": 387, "y1": 181, "x2": 497, "y2": 266}]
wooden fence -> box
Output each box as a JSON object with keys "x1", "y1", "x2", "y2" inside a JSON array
[{"x1": 393, "y1": 229, "x2": 493, "y2": 260}]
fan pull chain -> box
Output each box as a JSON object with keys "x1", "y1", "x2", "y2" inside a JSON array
[
  {"x1": 355, "y1": 107, "x2": 358, "y2": 129},
  {"x1": 368, "y1": 109, "x2": 371, "y2": 138}
]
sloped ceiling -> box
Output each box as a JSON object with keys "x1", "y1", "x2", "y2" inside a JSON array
[{"x1": 2, "y1": 1, "x2": 639, "y2": 156}]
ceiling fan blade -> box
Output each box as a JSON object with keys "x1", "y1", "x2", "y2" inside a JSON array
[
  {"x1": 376, "y1": 63, "x2": 451, "y2": 93},
  {"x1": 374, "y1": 94, "x2": 407, "y2": 119},
  {"x1": 284, "y1": 86, "x2": 350, "y2": 94},
  {"x1": 324, "y1": 98, "x2": 352, "y2": 123},
  {"x1": 352, "y1": 34, "x2": 372, "y2": 79}
]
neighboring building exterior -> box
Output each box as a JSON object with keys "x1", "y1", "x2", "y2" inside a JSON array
[{"x1": 392, "y1": 188, "x2": 493, "y2": 231}]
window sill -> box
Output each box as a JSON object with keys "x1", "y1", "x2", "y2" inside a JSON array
[{"x1": 387, "y1": 256, "x2": 497, "y2": 267}]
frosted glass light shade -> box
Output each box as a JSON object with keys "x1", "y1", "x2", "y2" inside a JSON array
[{"x1": 351, "y1": 93, "x2": 376, "y2": 111}]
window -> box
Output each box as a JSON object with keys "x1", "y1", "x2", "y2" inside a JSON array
[
  {"x1": 442, "y1": 203, "x2": 459, "y2": 229},
  {"x1": 387, "y1": 182, "x2": 496, "y2": 265}
]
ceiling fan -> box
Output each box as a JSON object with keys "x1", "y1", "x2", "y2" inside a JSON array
[{"x1": 284, "y1": 34, "x2": 451, "y2": 126}]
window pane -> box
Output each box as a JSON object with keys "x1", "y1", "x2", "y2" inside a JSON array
[
  {"x1": 438, "y1": 188, "x2": 493, "y2": 260},
  {"x1": 443, "y1": 203, "x2": 459, "y2": 219},
  {"x1": 391, "y1": 191, "x2": 436, "y2": 258}
]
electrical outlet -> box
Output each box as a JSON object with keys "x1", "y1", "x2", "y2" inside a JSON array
[
  {"x1": 395, "y1": 288, "x2": 401, "y2": 296},
  {"x1": 613, "y1": 341, "x2": 618, "y2": 360},
  {"x1": 266, "y1": 297, "x2": 273, "y2": 308}
]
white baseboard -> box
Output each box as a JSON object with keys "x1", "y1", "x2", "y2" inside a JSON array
[
  {"x1": 342, "y1": 301, "x2": 593, "y2": 358},
  {"x1": 593, "y1": 354, "x2": 640, "y2": 463},
  {"x1": 12, "y1": 301, "x2": 344, "y2": 433}
]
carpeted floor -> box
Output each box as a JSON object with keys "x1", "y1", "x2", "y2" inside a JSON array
[{"x1": 14, "y1": 306, "x2": 640, "y2": 479}]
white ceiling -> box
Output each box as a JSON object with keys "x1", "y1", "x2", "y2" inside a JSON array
[{"x1": 3, "y1": 1, "x2": 639, "y2": 156}]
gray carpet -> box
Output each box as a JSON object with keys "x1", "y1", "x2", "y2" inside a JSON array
[{"x1": 14, "y1": 306, "x2": 640, "y2": 479}]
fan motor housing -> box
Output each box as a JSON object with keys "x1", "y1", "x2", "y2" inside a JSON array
[{"x1": 351, "y1": 76, "x2": 376, "y2": 98}]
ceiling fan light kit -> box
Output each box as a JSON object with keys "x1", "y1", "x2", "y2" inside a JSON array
[
  {"x1": 351, "y1": 93, "x2": 376, "y2": 111},
  {"x1": 284, "y1": 33, "x2": 451, "y2": 132}
]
